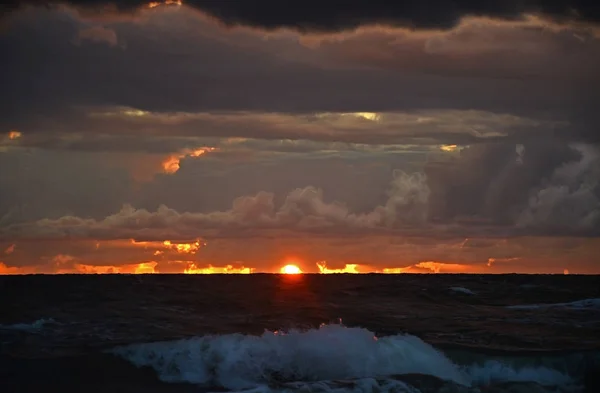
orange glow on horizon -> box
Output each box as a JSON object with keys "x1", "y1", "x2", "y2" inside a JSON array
[
  {"x1": 0, "y1": 261, "x2": 159, "y2": 275},
  {"x1": 184, "y1": 263, "x2": 254, "y2": 274},
  {"x1": 2, "y1": 238, "x2": 588, "y2": 274},
  {"x1": 134, "y1": 262, "x2": 158, "y2": 274},
  {"x1": 0, "y1": 259, "x2": 589, "y2": 275},
  {"x1": 317, "y1": 261, "x2": 363, "y2": 274},
  {"x1": 379, "y1": 261, "x2": 480, "y2": 274},
  {"x1": 280, "y1": 264, "x2": 302, "y2": 274},
  {"x1": 0, "y1": 262, "x2": 36, "y2": 274},
  {"x1": 56, "y1": 261, "x2": 158, "y2": 274}
]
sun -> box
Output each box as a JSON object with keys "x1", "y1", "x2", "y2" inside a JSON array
[{"x1": 280, "y1": 264, "x2": 302, "y2": 274}]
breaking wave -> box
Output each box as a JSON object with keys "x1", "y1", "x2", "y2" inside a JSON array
[{"x1": 112, "y1": 324, "x2": 578, "y2": 392}]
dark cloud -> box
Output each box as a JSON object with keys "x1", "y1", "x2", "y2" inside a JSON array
[
  {"x1": 517, "y1": 144, "x2": 600, "y2": 232},
  {"x1": 0, "y1": 150, "x2": 136, "y2": 223},
  {"x1": 3, "y1": 108, "x2": 566, "y2": 150},
  {"x1": 426, "y1": 141, "x2": 600, "y2": 235},
  {"x1": 1, "y1": 4, "x2": 599, "y2": 139},
  {"x1": 3, "y1": 1, "x2": 600, "y2": 31}
]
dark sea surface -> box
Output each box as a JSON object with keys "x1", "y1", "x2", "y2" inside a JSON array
[{"x1": 1, "y1": 274, "x2": 600, "y2": 393}]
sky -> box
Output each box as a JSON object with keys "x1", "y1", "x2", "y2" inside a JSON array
[{"x1": 1, "y1": 0, "x2": 599, "y2": 274}]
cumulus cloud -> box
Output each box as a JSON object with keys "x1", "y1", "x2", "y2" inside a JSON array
[
  {"x1": 425, "y1": 140, "x2": 590, "y2": 229},
  {"x1": 0, "y1": 171, "x2": 430, "y2": 240},
  {"x1": 517, "y1": 144, "x2": 600, "y2": 233}
]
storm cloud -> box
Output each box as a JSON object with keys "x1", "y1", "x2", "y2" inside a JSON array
[{"x1": 1, "y1": 4, "x2": 598, "y2": 137}]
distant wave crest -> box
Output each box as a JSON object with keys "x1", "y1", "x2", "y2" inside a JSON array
[
  {"x1": 507, "y1": 298, "x2": 600, "y2": 310},
  {"x1": 0, "y1": 318, "x2": 56, "y2": 332}
]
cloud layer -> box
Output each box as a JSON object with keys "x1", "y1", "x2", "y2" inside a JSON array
[
  {"x1": 4, "y1": 1, "x2": 600, "y2": 31},
  {"x1": 1, "y1": 3, "x2": 599, "y2": 273},
  {"x1": 2, "y1": 142, "x2": 598, "y2": 242},
  {"x1": 2, "y1": 5, "x2": 598, "y2": 135}
]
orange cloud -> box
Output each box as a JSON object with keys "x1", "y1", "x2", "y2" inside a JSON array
[
  {"x1": 162, "y1": 147, "x2": 217, "y2": 174},
  {"x1": 439, "y1": 144, "x2": 459, "y2": 152},
  {"x1": 313, "y1": 260, "x2": 484, "y2": 274},
  {"x1": 4, "y1": 244, "x2": 15, "y2": 255},
  {"x1": 487, "y1": 257, "x2": 520, "y2": 267},
  {"x1": 316, "y1": 261, "x2": 368, "y2": 273},
  {"x1": 57, "y1": 262, "x2": 158, "y2": 274},
  {"x1": 379, "y1": 261, "x2": 480, "y2": 274},
  {"x1": 148, "y1": 0, "x2": 182, "y2": 9},
  {"x1": 132, "y1": 262, "x2": 158, "y2": 274},
  {"x1": 0, "y1": 261, "x2": 158, "y2": 274},
  {"x1": 163, "y1": 239, "x2": 204, "y2": 253},
  {"x1": 51, "y1": 253, "x2": 159, "y2": 274},
  {"x1": 0, "y1": 262, "x2": 37, "y2": 274},
  {"x1": 8, "y1": 130, "x2": 22, "y2": 140},
  {"x1": 184, "y1": 263, "x2": 254, "y2": 274}
]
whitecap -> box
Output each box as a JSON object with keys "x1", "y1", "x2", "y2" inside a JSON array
[
  {"x1": 112, "y1": 324, "x2": 578, "y2": 391},
  {"x1": 112, "y1": 324, "x2": 468, "y2": 390}
]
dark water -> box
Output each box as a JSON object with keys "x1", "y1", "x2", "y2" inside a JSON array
[{"x1": 1, "y1": 274, "x2": 600, "y2": 392}]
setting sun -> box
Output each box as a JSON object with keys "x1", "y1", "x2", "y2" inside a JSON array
[{"x1": 280, "y1": 264, "x2": 302, "y2": 274}]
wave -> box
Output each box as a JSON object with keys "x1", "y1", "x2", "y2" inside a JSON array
[
  {"x1": 465, "y1": 360, "x2": 572, "y2": 386},
  {"x1": 0, "y1": 318, "x2": 56, "y2": 332},
  {"x1": 112, "y1": 324, "x2": 578, "y2": 392},
  {"x1": 448, "y1": 286, "x2": 476, "y2": 295},
  {"x1": 507, "y1": 298, "x2": 600, "y2": 310}
]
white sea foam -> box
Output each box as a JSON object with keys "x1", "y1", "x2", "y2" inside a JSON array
[
  {"x1": 225, "y1": 378, "x2": 422, "y2": 393},
  {"x1": 464, "y1": 360, "x2": 572, "y2": 386},
  {"x1": 507, "y1": 298, "x2": 600, "y2": 310},
  {"x1": 112, "y1": 324, "x2": 576, "y2": 392},
  {"x1": 0, "y1": 318, "x2": 56, "y2": 331}
]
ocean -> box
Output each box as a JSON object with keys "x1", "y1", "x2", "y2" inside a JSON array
[{"x1": 1, "y1": 274, "x2": 599, "y2": 393}]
